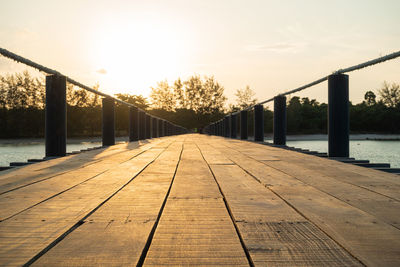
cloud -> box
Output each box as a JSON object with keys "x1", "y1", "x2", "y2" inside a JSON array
[
  {"x1": 96, "y1": 68, "x2": 107, "y2": 74},
  {"x1": 245, "y1": 42, "x2": 307, "y2": 53}
]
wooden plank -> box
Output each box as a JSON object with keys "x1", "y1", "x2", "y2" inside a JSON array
[
  {"x1": 211, "y1": 165, "x2": 361, "y2": 266},
  {"x1": 0, "y1": 140, "x2": 170, "y2": 221},
  {"x1": 0, "y1": 140, "x2": 159, "y2": 194},
  {"x1": 262, "y1": 159, "x2": 400, "y2": 229},
  {"x1": 31, "y1": 141, "x2": 183, "y2": 266},
  {"x1": 196, "y1": 142, "x2": 234, "y2": 165},
  {"x1": 219, "y1": 139, "x2": 400, "y2": 229},
  {"x1": 227, "y1": 138, "x2": 400, "y2": 201},
  {"x1": 0, "y1": 141, "x2": 171, "y2": 266},
  {"x1": 197, "y1": 140, "x2": 361, "y2": 266},
  {"x1": 143, "y1": 142, "x2": 249, "y2": 266},
  {"x1": 207, "y1": 137, "x2": 400, "y2": 266}
]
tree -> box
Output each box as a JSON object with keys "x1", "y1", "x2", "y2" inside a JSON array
[
  {"x1": 364, "y1": 91, "x2": 376, "y2": 106},
  {"x1": 287, "y1": 96, "x2": 302, "y2": 133},
  {"x1": 150, "y1": 80, "x2": 175, "y2": 111},
  {"x1": 378, "y1": 82, "x2": 400, "y2": 107},
  {"x1": 149, "y1": 75, "x2": 227, "y2": 113},
  {"x1": 173, "y1": 78, "x2": 185, "y2": 109},
  {"x1": 115, "y1": 93, "x2": 149, "y2": 110},
  {"x1": 234, "y1": 85, "x2": 257, "y2": 109},
  {"x1": 183, "y1": 75, "x2": 203, "y2": 111},
  {"x1": 200, "y1": 76, "x2": 226, "y2": 113},
  {"x1": 0, "y1": 71, "x2": 44, "y2": 109}
]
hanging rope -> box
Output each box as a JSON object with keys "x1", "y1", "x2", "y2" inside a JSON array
[
  {"x1": 231, "y1": 50, "x2": 400, "y2": 115},
  {"x1": 0, "y1": 47, "x2": 140, "y2": 109}
]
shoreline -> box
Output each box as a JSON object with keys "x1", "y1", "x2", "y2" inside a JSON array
[
  {"x1": 263, "y1": 134, "x2": 400, "y2": 141},
  {"x1": 0, "y1": 136, "x2": 128, "y2": 145}
]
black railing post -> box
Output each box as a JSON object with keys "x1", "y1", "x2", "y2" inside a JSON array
[
  {"x1": 224, "y1": 116, "x2": 230, "y2": 137},
  {"x1": 145, "y1": 114, "x2": 151, "y2": 139},
  {"x1": 102, "y1": 97, "x2": 115, "y2": 146},
  {"x1": 138, "y1": 110, "x2": 145, "y2": 140},
  {"x1": 240, "y1": 110, "x2": 248, "y2": 140},
  {"x1": 230, "y1": 114, "x2": 237, "y2": 138},
  {"x1": 236, "y1": 114, "x2": 240, "y2": 137},
  {"x1": 328, "y1": 74, "x2": 349, "y2": 157},
  {"x1": 158, "y1": 119, "x2": 163, "y2": 137},
  {"x1": 152, "y1": 117, "x2": 158, "y2": 138},
  {"x1": 45, "y1": 74, "x2": 66, "y2": 157},
  {"x1": 129, "y1": 106, "x2": 139, "y2": 142},
  {"x1": 163, "y1": 120, "x2": 168, "y2": 136},
  {"x1": 254, "y1": 104, "x2": 264, "y2": 142},
  {"x1": 273, "y1": 95, "x2": 287, "y2": 145}
]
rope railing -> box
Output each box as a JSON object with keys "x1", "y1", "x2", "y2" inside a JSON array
[
  {"x1": 0, "y1": 47, "x2": 187, "y2": 157},
  {"x1": 233, "y1": 50, "x2": 400, "y2": 115},
  {"x1": 206, "y1": 49, "x2": 400, "y2": 158},
  {"x1": 0, "y1": 47, "x2": 176, "y2": 124}
]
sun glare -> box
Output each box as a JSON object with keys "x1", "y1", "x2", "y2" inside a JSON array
[{"x1": 91, "y1": 20, "x2": 185, "y2": 96}]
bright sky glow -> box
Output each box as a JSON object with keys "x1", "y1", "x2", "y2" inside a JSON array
[{"x1": 0, "y1": 0, "x2": 399, "y2": 105}]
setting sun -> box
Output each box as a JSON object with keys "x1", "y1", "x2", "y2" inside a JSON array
[{"x1": 90, "y1": 18, "x2": 185, "y2": 96}]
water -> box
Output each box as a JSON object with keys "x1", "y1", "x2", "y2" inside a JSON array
[
  {"x1": 284, "y1": 140, "x2": 400, "y2": 168},
  {"x1": 263, "y1": 134, "x2": 400, "y2": 168},
  {"x1": 0, "y1": 139, "x2": 104, "y2": 166}
]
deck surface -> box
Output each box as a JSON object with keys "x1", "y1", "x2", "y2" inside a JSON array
[{"x1": 0, "y1": 134, "x2": 399, "y2": 266}]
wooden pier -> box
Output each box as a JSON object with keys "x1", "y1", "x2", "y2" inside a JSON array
[{"x1": 1, "y1": 134, "x2": 400, "y2": 266}]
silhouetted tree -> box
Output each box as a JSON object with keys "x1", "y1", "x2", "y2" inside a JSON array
[
  {"x1": 0, "y1": 71, "x2": 44, "y2": 109},
  {"x1": 173, "y1": 78, "x2": 185, "y2": 109},
  {"x1": 150, "y1": 80, "x2": 175, "y2": 111},
  {"x1": 379, "y1": 82, "x2": 400, "y2": 107},
  {"x1": 364, "y1": 91, "x2": 376, "y2": 106},
  {"x1": 235, "y1": 86, "x2": 257, "y2": 109},
  {"x1": 2, "y1": 71, "x2": 400, "y2": 137},
  {"x1": 149, "y1": 75, "x2": 227, "y2": 113},
  {"x1": 115, "y1": 93, "x2": 149, "y2": 110}
]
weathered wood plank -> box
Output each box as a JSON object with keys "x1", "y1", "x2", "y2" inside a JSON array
[
  {"x1": 207, "y1": 137, "x2": 400, "y2": 266},
  {"x1": 31, "y1": 141, "x2": 183, "y2": 266},
  {"x1": 196, "y1": 138, "x2": 361, "y2": 267},
  {"x1": 218, "y1": 139, "x2": 400, "y2": 229},
  {"x1": 143, "y1": 142, "x2": 249, "y2": 266},
  {"x1": 0, "y1": 140, "x2": 162, "y2": 194},
  {"x1": 0, "y1": 141, "x2": 171, "y2": 266},
  {"x1": 262, "y1": 159, "x2": 400, "y2": 229},
  {"x1": 227, "y1": 139, "x2": 400, "y2": 201},
  {"x1": 0, "y1": 140, "x2": 170, "y2": 221}
]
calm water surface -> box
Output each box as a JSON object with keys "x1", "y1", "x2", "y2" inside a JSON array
[
  {"x1": 0, "y1": 139, "x2": 102, "y2": 166},
  {"x1": 284, "y1": 140, "x2": 400, "y2": 168}
]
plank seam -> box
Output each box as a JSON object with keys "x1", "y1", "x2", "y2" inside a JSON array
[
  {"x1": 196, "y1": 143, "x2": 255, "y2": 267},
  {"x1": 0, "y1": 169, "x2": 108, "y2": 222},
  {"x1": 220, "y1": 144, "x2": 366, "y2": 267},
  {"x1": 136, "y1": 141, "x2": 184, "y2": 267},
  {"x1": 22, "y1": 142, "x2": 173, "y2": 266},
  {"x1": 259, "y1": 160, "x2": 400, "y2": 231},
  {"x1": 0, "y1": 143, "x2": 152, "y2": 195},
  {"x1": 240, "y1": 140, "x2": 400, "y2": 202}
]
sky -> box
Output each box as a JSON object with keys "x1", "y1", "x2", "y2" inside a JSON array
[{"x1": 1, "y1": 0, "x2": 399, "y2": 107}]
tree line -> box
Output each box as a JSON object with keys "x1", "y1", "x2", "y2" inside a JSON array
[{"x1": 0, "y1": 71, "x2": 399, "y2": 138}]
